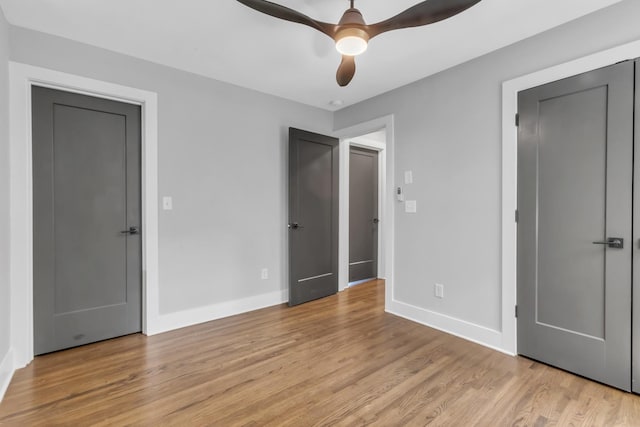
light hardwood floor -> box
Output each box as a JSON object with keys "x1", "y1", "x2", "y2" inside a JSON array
[{"x1": 1, "y1": 280, "x2": 639, "y2": 426}]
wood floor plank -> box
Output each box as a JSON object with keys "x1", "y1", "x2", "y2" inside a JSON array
[{"x1": 1, "y1": 279, "x2": 639, "y2": 426}]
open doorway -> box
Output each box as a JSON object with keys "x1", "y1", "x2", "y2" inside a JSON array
[
  {"x1": 287, "y1": 116, "x2": 394, "y2": 305},
  {"x1": 334, "y1": 115, "x2": 394, "y2": 308},
  {"x1": 347, "y1": 131, "x2": 385, "y2": 287}
]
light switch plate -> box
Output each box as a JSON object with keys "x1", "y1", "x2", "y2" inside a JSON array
[
  {"x1": 162, "y1": 196, "x2": 173, "y2": 210},
  {"x1": 404, "y1": 170, "x2": 413, "y2": 184},
  {"x1": 405, "y1": 200, "x2": 417, "y2": 213}
]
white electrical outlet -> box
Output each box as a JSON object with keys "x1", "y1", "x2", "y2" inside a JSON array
[
  {"x1": 435, "y1": 283, "x2": 444, "y2": 299},
  {"x1": 261, "y1": 268, "x2": 269, "y2": 280}
]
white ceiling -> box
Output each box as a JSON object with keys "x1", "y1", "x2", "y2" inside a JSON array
[{"x1": 0, "y1": 0, "x2": 624, "y2": 110}]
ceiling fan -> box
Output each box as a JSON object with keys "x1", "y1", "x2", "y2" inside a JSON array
[{"x1": 236, "y1": 0, "x2": 482, "y2": 87}]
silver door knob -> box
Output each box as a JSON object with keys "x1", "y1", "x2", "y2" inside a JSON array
[
  {"x1": 592, "y1": 237, "x2": 623, "y2": 249},
  {"x1": 120, "y1": 226, "x2": 140, "y2": 235}
]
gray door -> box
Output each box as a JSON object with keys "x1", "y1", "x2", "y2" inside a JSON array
[
  {"x1": 32, "y1": 86, "x2": 142, "y2": 355},
  {"x1": 288, "y1": 128, "x2": 339, "y2": 306},
  {"x1": 634, "y1": 59, "x2": 640, "y2": 394},
  {"x1": 349, "y1": 146, "x2": 378, "y2": 283},
  {"x1": 517, "y1": 61, "x2": 634, "y2": 391}
]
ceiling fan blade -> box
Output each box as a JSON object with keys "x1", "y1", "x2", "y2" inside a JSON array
[
  {"x1": 236, "y1": 0, "x2": 336, "y2": 38},
  {"x1": 367, "y1": 0, "x2": 481, "y2": 38},
  {"x1": 336, "y1": 55, "x2": 356, "y2": 87}
]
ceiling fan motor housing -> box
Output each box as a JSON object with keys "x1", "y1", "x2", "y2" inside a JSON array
[{"x1": 335, "y1": 7, "x2": 370, "y2": 55}]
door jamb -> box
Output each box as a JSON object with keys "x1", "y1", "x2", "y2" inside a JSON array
[
  {"x1": 501, "y1": 39, "x2": 640, "y2": 355},
  {"x1": 9, "y1": 62, "x2": 160, "y2": 368},
  {"x1": 334, "y1": 116, "x2": 395, "y2": 306}
]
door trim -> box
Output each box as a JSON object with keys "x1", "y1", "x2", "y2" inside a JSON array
[
  {"x1": 502, "y1": 38, "x2": 640, "y2": 355},
  {"x1": 9, "y1": 62, "x2": 159, "y2": 367}
]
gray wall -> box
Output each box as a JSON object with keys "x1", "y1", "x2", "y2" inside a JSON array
[
  {"x1": 0, "y1": 7, "x2": 10, "y2": 363},
  {"x1": 334, "y1": 0, "x2": 640, "y2": 331},
  {"x1": 6, "y1": 0, "x2": 640, "y2": 342},
  {"x1": 9, "y1": 27, "x2": 333, "y2": 315}
]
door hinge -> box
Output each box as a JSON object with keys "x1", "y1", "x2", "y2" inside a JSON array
[
  {"x1": 515, "y1": 305, "x2": 518, "y2": 318},
  {"x1": 515, "y1": 209, "x2": 519, "y2": 223},
  {"x1": 515, "y1": 113, "x2": 520, "y2": 127}
]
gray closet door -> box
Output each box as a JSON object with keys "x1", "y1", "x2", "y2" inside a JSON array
[
  {"x1": 288, "y1": 128, "x2": 339, "y2": 306},
  {"x1": 517, "y1": 61, "x2": 634, "y2": 391},
  {"x1": 349, "y1": 146, "x2": 378, "y2": 283},
  {"x1": 32, "y1": 86, "x2": 142, "y2": 355}
]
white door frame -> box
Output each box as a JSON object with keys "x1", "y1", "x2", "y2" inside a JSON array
[
  {"x1": 334, "y1": 115, "x2": 395, "y2": 307},
  {"x1": 9, "y1": 63, "x2": 160, "y2": 367},
  {"x1": 501, "y1": 39, "x2": 640, "y2": 354}
]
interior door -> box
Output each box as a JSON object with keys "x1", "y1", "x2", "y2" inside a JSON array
[
  {"x1": 517, "y1": 61, "x2": 634, "y2": 391},
  {"x1": 32, "y1": 86, "x2": 142, "y2": 355},
  {"x1": 288, "y1": 128, "x2": 339, "y2": 306},
  {"x1": 349, "y1": 146, "x2": 378, "y2": 283}
]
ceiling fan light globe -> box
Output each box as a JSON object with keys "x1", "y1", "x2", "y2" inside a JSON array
[
  {"x1": 335, "y1": 27, "x2": 369, "y2": 56},
  {"x1": 336, "y1": 36, "x2": 368, "y2": 56}
]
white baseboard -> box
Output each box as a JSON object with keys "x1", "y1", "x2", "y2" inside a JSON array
[
  {"x1": 147, "y1": 289, "x2": 288, "y2": 336},
  {"x1": 387, "y1": 298, "x2": 515, "y2": 356},
  {"x1": 0, "y1": 347, "x2": 15, "y2": 402}
]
